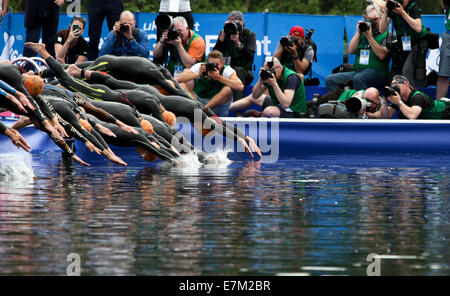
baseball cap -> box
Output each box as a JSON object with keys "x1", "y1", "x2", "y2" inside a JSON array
[
  {"x1": 228, "y1": 11, "x2": 244, "y2": 21},
  {"x1": 289, "y1": 26, "x2": 305, "y2": 38}
]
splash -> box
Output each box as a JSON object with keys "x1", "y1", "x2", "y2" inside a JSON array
[
  {"x1": 0, "y1": 153, "x2": 34, "y2": 183},
  {"x1": 166, "y1": 149, "x2": 233, "y2": 173}
]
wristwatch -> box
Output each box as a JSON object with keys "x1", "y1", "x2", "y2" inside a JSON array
[{"x1": 398, "y1": 101, "x2": 404, "y2": 107}]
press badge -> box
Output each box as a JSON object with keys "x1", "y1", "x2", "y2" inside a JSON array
[
  {"x1": 402, "y1": 36, "x2": 412, "y2": 51},
  {"x1": 360, "y1": 50, "x2": 370, "y2": 65},
  {"x1": 174, "y1": 65, "x2": 183, "y2": 78}
]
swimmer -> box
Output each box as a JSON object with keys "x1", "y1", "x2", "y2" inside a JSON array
[{"x1": 0, "y1": 61, "x2": 89, "y2": 166}]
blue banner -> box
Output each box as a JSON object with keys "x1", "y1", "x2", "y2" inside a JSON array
[{"x1": 0, "y1": 12, "x2": 445, "y2": 85}]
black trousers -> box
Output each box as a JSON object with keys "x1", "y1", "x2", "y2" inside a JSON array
[
  {"x1": 23, "y1": 14, "x2": 60, "y2": 58},
  {"x1": 88, "y1": 0, "x2": 124, "y2": 60}
]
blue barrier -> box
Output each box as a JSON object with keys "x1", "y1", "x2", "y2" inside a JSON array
[{"x1": 0, "y1": 12, "x2": 446, "y2": 86}]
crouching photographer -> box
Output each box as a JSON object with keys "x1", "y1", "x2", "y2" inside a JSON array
[
  {"x1": 99, "y1": 11, "x2": 149, "y2": 58},
  {"x1": 153, "y1": 16, "x2": 206, "y2": 78},
  {"x1": 175, "y1": 50, "x2": 243, "y2": 117},
  {"x1": 375, "y1": 75, "x2": 450, "y2": 119},
  {"x1": 379, "y1": 0, "x2": 429, "y2": 87},
  {"x1": 229, "y1": 57, "x2": 307, "y2": 118},
  {"x1": 213, "y1": 11, "x2": 256, "y2": 100},
  {"x1": 273, "y1": 26, "x2": 317, "y2": 83}
]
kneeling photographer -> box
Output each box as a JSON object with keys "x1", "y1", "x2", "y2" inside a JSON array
[
  {"x1": 273, "y1": 26, "x2": 315, "y2": 80},
  {"x1": 379, "y1": 0, "x2": 429, "y2": 87},
  {"x1": 375, "y1": 75, "x2": 450, "y2": 119},
  {"x1": 213, "y1": 11, "x2": 256, "y2": 100},
  {"x1": 153, "y1": 16, "x2": 206, "y2": 78},
  {"x1": 326, "y1": 3, "x2": 390, "y2": 92},
  {"x1": 99, "y1": 11, "x2": 149, "y2": 58},
  {"x1": 229, "y1": 57, "x2": 307, "y2": 118},
  {"x1": 175, "y1": 50, "x2": 243, "y2": 117}
]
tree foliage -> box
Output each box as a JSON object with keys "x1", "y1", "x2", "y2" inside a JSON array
[{"x1": 8, "y1": 0, "x2": 444, "y2": 15}]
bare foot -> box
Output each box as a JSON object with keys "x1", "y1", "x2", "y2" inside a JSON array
[
  {"x1": 24, "y1": 42, "x2": 46, "y2": 54},
  {"x1": 66, "y1": 64, "x2": 82, "y2": 77}
]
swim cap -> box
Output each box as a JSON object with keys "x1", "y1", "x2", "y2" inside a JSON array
[
  {"x1": 22, "y1": 74, "x2": 44, "y2": 97},
  {"x1": 202, "y1": 128, "x2": 216, "y2": 137},
  {"x1": 155, "y1": 85, "x2": 171, "y2": 96},
  {"x1": 140, "y1": 119, "x2": 154, "y2": 134},
  {"x1": 79, "y1": 118, "x2": 92, "y2": 133},
  {"x1": 162, "y1": 110, "x2": 176, "y2": 126},
  {"x1": 144, "y1": 151, "x2": 158, "y2": 162}
]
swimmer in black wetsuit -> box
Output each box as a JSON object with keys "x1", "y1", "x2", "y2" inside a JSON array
[
  {"x1": 87, "y1": 115, "x2": 178, "y2": 165},
  {"x1": 65, "y1": 66, "x2": 262, "y2": 157},
  {"x1": 74, "y1": 55, "x2": 191, "y2": 99},
  {"x1": 0, "y1": 61, "x2": 89, "y2": 166},
  {"x1": 37, "y1": 89, "x2": 128, "y2": 166}
]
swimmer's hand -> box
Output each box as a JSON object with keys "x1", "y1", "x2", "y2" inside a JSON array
[
  {"x1": 72, "y1": 154, "x2": 90, "y2": 166},
  {"x1": 52, "y1": 116, "x2": 69, "y2": 138},
  {"x1": 4, "y1": 128, "x2": 31, "y2": 152},
  {"x1": 94, "y1": 123, "x2": 116, "y2": 138},
  {"x1": 85, "y1": 141, "x2": 102, "y2": 155},
  {"x1": 117, "y1": 121, "x2": 139, "y2": 135},
  {"x1": 245, "y1": 136, "x2": 262, "y2": 158},
  {"x1": 4, "y1": 93, "x2": 29, "y2": 114},
  {"x1": 15, "y1": 91, "x2": 35, "y2": 111},
  {"x1": 103, "y1": 150, "x2": 128, "y2": 166},
  {"x1": 43, "y1": 119, "x2": 62, "y2": 140},
  {"x1": 238, "y1": 137, "x2": 254, "y2": 158}
]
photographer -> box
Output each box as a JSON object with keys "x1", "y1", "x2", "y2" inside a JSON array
[
  {"x1": 436, "y1": 0, "x2": 450, "y2": 100},
  {"x1": 99, "y1": 11, "x2": 149, "y2": 58},
  {"x1": 153, "y1": 16, "x2": 206, "y2": 78},
  {"x1": 213, "y1": 11, "x2": 256, "y2": 100},
  {"x1": 375, "y1": 75, "x2": 449, "y2": 119},
  {"x1": 230, "y1": 57, "x2": 306, "y2": 118},
  {"x1": 273, "y1": 26, "x2": 314, "y2": 79},
  {"x1": 55, "y1": 17, "x2": 88, "y2": 64},
  {"x1": 379, "y1": 0, "x2": 428, "y2": 87},
  {"x1": 310, "y1": 87, "x2": 381, "y2": 119},
  {"x1": 175, "y1": 50, "x2": 243, "y2": 117},
  {"x1": 326, "y1": 4, "x2": 390, "y2": 92}
]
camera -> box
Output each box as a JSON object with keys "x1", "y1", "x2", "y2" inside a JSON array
[
  {"x1": 202, "y1": 61, "x2": 218, "y2": 76},
  {"x1": 382, "y1": 85, "x2": 400, "y2": 98},
  {"x1": 346, "y1": 96, "x2": 372, "y2": 114},
  {"x1": 223, "y1": 21, "x2": 242, "y2": 38},
  {"x1": 358, "y1": 21, "x2": 371, "y2": 33},
  {"x1": 155, "y1": 14, "x2": 173, "y2": 31},
  {"x1": 120, "y1": 23, "x2": 129, "y2": 33},
  {"x1": 386, "y1": 0, "x2": 404, "y2": 11},
  {"x1": 280, "y1": 36, "x2": 297, "y2": 47},
  {"x1": 444, "y1": 0, "x2": 450, "y2": 6},
  {"x1": 260, "y1": 69, "x2": 275, "y2": 80},
  {"x1": 167, "y1": 29, "x2": 179, "y2": 41}
]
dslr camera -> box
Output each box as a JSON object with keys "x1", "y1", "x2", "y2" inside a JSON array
[
  {"x1": 119, "y1": 23, "x2": 129, "y2": 33},
  {"x1": 358, "y1": 21, "x2": 371, "y2": 33},
  {"x1": 386, "y1": 0, "x2": 404, "y2": 11},
  {"x1": 167, "y1": 29, "x2": 179, "y2": 41},
  {"x1": 202, "y1": 61, "x2": 218, "y2": 76},
  {"x1": 280, "y1": 36, "x2": 297, "y2": 47},
  {"x1": 382, "y1": 85, "x2": 400, "y2": 97},
  {"x1": 223, "y1": 21, "x2": 243, "y2": 38},
  {"x1": 260, "y1": 57, "x2": 275, "y2": 81}
]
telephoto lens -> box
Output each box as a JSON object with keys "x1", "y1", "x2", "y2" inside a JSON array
[
  {"x1": 260, "y1": 69, "x2": 274, "y2": 80},
  {"x1": 358, "y1": 22, "x2": 371, "y2": 33}
]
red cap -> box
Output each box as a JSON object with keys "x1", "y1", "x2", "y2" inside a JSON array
[{"x1": 289, "y1": 26, "x2": 304, "y2": 38}]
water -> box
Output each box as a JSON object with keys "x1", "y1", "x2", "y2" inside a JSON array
[{"x1": 0, "y1": 152, "x2": 448, "y2": 276}]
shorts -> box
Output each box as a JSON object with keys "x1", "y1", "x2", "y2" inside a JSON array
[
  {"x1": 262, "y1": 96, "x2": 303, "y2": 118},
  {"x1": 439, "y1": 31, "x2": 450, "y2": 78}
]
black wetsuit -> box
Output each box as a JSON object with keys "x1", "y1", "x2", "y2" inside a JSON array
[
  {"x1": 40, "y1": 88, "x2": 108, "y2": 151},
  {"x1": 88, "y1": 115, "x2": 177, "y2": 164},
  {"x1": 0, "y1": 63, "x2": 74, "y2": 155},
  {"x1": 86, "y1": 71, "x2": 247, "y2": 141},
  {"x1": 0, "y1": 120, "x2": 7, "y2": 134},
  {"x1": 80, "y1": 55, "x2": 191, "y2": 99}
]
